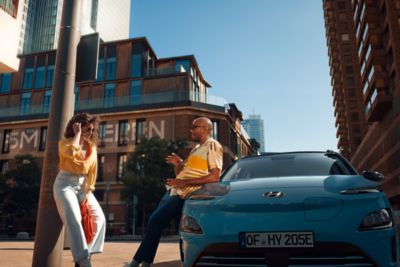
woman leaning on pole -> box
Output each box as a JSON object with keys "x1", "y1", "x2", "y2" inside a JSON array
[{"x1": 53, "y1": 113, "x2": 106, "y2": 267}]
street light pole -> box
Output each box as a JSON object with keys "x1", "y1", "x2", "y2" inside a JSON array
[
  {"x1": 133, "y1": 195, "x2": 137, "y2": 238},
  {"x1": 32, "y1": 1, "x2": 82, "y2": 266}
]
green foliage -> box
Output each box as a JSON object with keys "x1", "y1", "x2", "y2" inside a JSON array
[
  {"x1": 122, "y1": 137, "x2": 187, "y2": 233},
  {"x1": 0, "y1": 154, "x2": 41, "y2": 234}
]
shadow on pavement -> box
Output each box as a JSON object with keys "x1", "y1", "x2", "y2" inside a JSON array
[
  {"x1": 153, "y1": 260, "x2": 182, "y2": 267},
  {"x1": 0, "y1": 247, "x2": 32, "y2": 251}
]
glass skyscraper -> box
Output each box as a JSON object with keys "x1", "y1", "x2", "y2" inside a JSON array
[
  {"x1": 19, "y1": 0, "x2": 130, "y2": 54},
  {"x1": 242, "y1": 114, "x2": 265, "y2": 153}
]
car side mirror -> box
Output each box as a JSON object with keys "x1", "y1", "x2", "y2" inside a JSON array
[{"x1": 362, "y1": 171, "x2": 384, "y2": 182}]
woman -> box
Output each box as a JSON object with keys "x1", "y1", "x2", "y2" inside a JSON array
[{"x1": 53, "y1": 113, "x2": 106, "y2": 267}]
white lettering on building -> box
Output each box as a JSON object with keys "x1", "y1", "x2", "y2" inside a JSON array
[
  {"x1": 9, "y1": 131, "x2": 19, "y2": 150},
  {"x1": 149, "y1": 120, "x2": 164, "y2": 138},
  {"x1": 20, "y1": 130, "x2": 39, "y2": 148}
]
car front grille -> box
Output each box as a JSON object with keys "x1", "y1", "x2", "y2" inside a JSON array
[{"x1": 193, "y1": 243, "x2": 377, "y2": 267}]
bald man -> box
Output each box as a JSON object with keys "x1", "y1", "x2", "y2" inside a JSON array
[{"x1": 124, "y1": 117, "x2": 223, "y2": 267}]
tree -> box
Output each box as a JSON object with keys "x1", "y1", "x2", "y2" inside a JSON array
[
  {"x1": 0, "y1": 154, "x2": 41, "y2": 235},
  {"x1": 122, "y1": 137, "x2": 187, "y2": 235}
]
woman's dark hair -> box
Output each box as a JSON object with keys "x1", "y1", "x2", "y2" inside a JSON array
[{"x1": 64, "y1": 113, "x2": 101, "y2": 145}]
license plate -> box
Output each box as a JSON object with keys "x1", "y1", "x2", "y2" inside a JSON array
[{"x1": 239, "y1": 231, "x2": 314, "y2": 248}]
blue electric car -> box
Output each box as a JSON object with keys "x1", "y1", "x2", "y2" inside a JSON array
[{"x1": 180, "y1": 151, "x2": 398, "y2": 267}]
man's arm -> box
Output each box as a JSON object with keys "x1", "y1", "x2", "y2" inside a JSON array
[{"x1": 167, "y1": 168, "x2": 221, "y2": 188}]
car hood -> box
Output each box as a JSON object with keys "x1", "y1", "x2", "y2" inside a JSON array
[
  {"x1": 222, "y1": 174, "x2": 378, "y2": 193},
  {"x1": 185, "y1": 175, "x2": 386, "y2": 226}
]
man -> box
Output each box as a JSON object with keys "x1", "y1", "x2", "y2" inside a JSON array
[{"x1": 124, "y1": 117, "x2": 223, "y2": 267}]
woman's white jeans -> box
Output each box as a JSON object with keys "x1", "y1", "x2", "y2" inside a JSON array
[{"x1": 53, "y1": 170, "x2": 106, "y2": 262}]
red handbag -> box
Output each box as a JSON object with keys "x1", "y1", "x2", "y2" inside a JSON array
[{"x1": 79, "y1": 200, "x2": 96, "y2": 244}]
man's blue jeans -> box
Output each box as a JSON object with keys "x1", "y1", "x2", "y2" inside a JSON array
[{"x1": 133, "y1": 192, "x2": 185, "y2": 263}]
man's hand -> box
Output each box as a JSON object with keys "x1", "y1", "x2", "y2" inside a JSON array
[
  {"x1": 166, "y1": 178, "x2": 188, "y2": 189},
  {"x1": 166, "y1": 153, "x2": 183, "y2": 167}
]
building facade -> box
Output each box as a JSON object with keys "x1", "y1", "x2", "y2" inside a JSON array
[
  {"x1": 19, "y1": 0, "x2": 130, "y2": 54},
  {"x1": 0, "y1": 37, "x2": 256, "y2": 234},
  {"x1": 323, "y1": 0, "x2": 400, "y2": 206},
  {"x1": 242, "y1": 114, "x2": 265, "y2": 153}
]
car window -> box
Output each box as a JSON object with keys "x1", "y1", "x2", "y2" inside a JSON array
[{"x1": 222, "y1": 153, "x2": 356, "y2": 181}]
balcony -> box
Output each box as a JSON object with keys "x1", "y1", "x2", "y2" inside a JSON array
[
  {"x1": 366, "y1": 90, "x2": 392, "y2": 122},
  {"x1": 144, "y1": 66, "x2": 186, "y2": 77},
  {"x1": 0, "y1": 91, "x2": 228, "y2": 120},
  {"x1": 336, "y1": 124, "x2": 348, "y2": 139}
]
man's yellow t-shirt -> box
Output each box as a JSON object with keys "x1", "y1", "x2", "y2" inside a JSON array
[{"x1": 175, "y1": 138, "x2": 223, "y2": 198}]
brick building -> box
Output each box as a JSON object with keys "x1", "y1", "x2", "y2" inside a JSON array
[
  {"x1": 323, "y1": 0, "x2": 400, "y2": 206},
  {"x1": 0, "y1": 37, "x2": 256, "y2": 234}
]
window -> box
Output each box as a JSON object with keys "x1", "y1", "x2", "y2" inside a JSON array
[
  {"x1": 20, "y1": 92, "x2": 31, "y2": 115},
  {"x1": 104, "y1": 83, "x2": 115, "y2": 108},
  {"x1": 117, "y1": 154, "x2": 127, "y2": 180},
  {"x1": 131, "y1": 53, "x2": 142, "y2": 78},
  {"x1": 175, "y1": 60, "x2": 191, "y2": 73},
  {"x1": 345, "y1": 78, "x2": 355, "y2": 87},
  {"x1": 118, "y1": 120, "x2": 129, "y2": 146},
  {"x1": 130, "y1": 80, "x2": 141, "y2": 105},
  {"x1": 135, "y1": 119, "x2": 145, "y2": 144},
  {"x1": 74, "y1": 86, "x2": 79, "y2": 109},
  {"x1": 2, "y1": 130, "x2": 11, "y2": 153},
  {"x1": 350, "y1": 113, "x2": 359, "y2": 121},
  {"x1": 0, "y1": 160, "x2": 8, "y2": 174},
  {"x1": 105, "y1": 46, "x2": 116, "y2": 80},
  {"x1": 341, "y1": 34, "x2": 349, "y2": 42},
  {"x1": 0, "y1": 73, "x2": 12, "y2": 93},
  {"x1": 23, "y1": 67, "x2": 34, "y2": 89},
  {"x1": 99, "y1": 122, "x2": 106, "y2": 146},
  {"x1": 46, "y1": 65, "x2": 54, "y2": 87},
  {"x1": 39, "y1": 127, "x2": 47, "y2": 151},
  {"x1": 35, "y1": 66, "x2": 45, "y2": 88},
  {"x1": 338, "y1": 13, "x2": 346, "y2": 21},
  {"x1": 352, "y1": 125, "x2": 361, "y2": 134},
  {"x1": 97, "y1": 154, "x2": 105, "y2": 182},
  {"x1": 97, "y1": 58, "x2": 105, "y2": 81},
  {"x1": 212, "y1": 120, "x2": 219, "y2": 141},
  {"x1": 345, "y1": 66, "x2": 353, "y2": 75},
  {"x1": 222, "y1": 153, "x2": 356, "y2": 182},
  {"x1": 337, "y1": 1, "x2": 346, "y2": 9},
  {"x1": 106, "y1": 57, "x2": 116, "y2": 80},
  {"x1": 43, "y1": 90, "x2": 52, "y2": 113}
]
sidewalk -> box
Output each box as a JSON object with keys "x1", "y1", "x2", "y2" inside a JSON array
[{"x1": 0, "y1": 240, "x2": 182, "y2": 267}]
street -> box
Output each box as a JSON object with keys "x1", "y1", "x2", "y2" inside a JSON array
[{"x1": 0, "y1": 241, "x2": 181, "y2": 267}]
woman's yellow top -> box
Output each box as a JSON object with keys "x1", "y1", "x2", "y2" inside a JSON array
[{"x1": 58, "y1": 138, "x2": 98, "y2": 192}]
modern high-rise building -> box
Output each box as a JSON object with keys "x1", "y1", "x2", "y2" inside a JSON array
[
  {"x1": 242, "y1": 114, "x2": 265, "y2": 152},
  {"x1": 18, "y1": 0, "x2": 130, "y2": 54},
  {"x1": 323, "y1": 0, "x2": 400, "y2": 206}
]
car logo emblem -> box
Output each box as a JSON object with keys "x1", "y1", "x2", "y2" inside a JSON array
[{"x1": 263, "y1": 191, "x2": 284, "y2": 198}]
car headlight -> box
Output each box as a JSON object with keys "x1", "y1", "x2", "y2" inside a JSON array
[
  {"x1": 180, "y1": 215, "x2": 203, "y2": 234},
  {"x1": 359, "y1": 208, "x2": 393, "y2": 231}
]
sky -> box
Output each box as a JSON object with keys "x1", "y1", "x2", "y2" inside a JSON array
[{"x1": 129, "y1": 0, "x2": 337, "y2": 152}]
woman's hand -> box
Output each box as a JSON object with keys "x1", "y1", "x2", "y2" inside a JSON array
[
  {"x1": 79, "y1": 191, "x2": 91, "y2": 203},
  {"x1": 165, "y1": 153, "x2": 183, "y2": 167},
  {"x1": 72, "y1": 122, "x2": 82, "y2": 136}
]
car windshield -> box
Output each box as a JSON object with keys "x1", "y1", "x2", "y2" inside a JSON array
[{"x1": 222, "y1": 152, "x2": 357, "y2": 181}]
